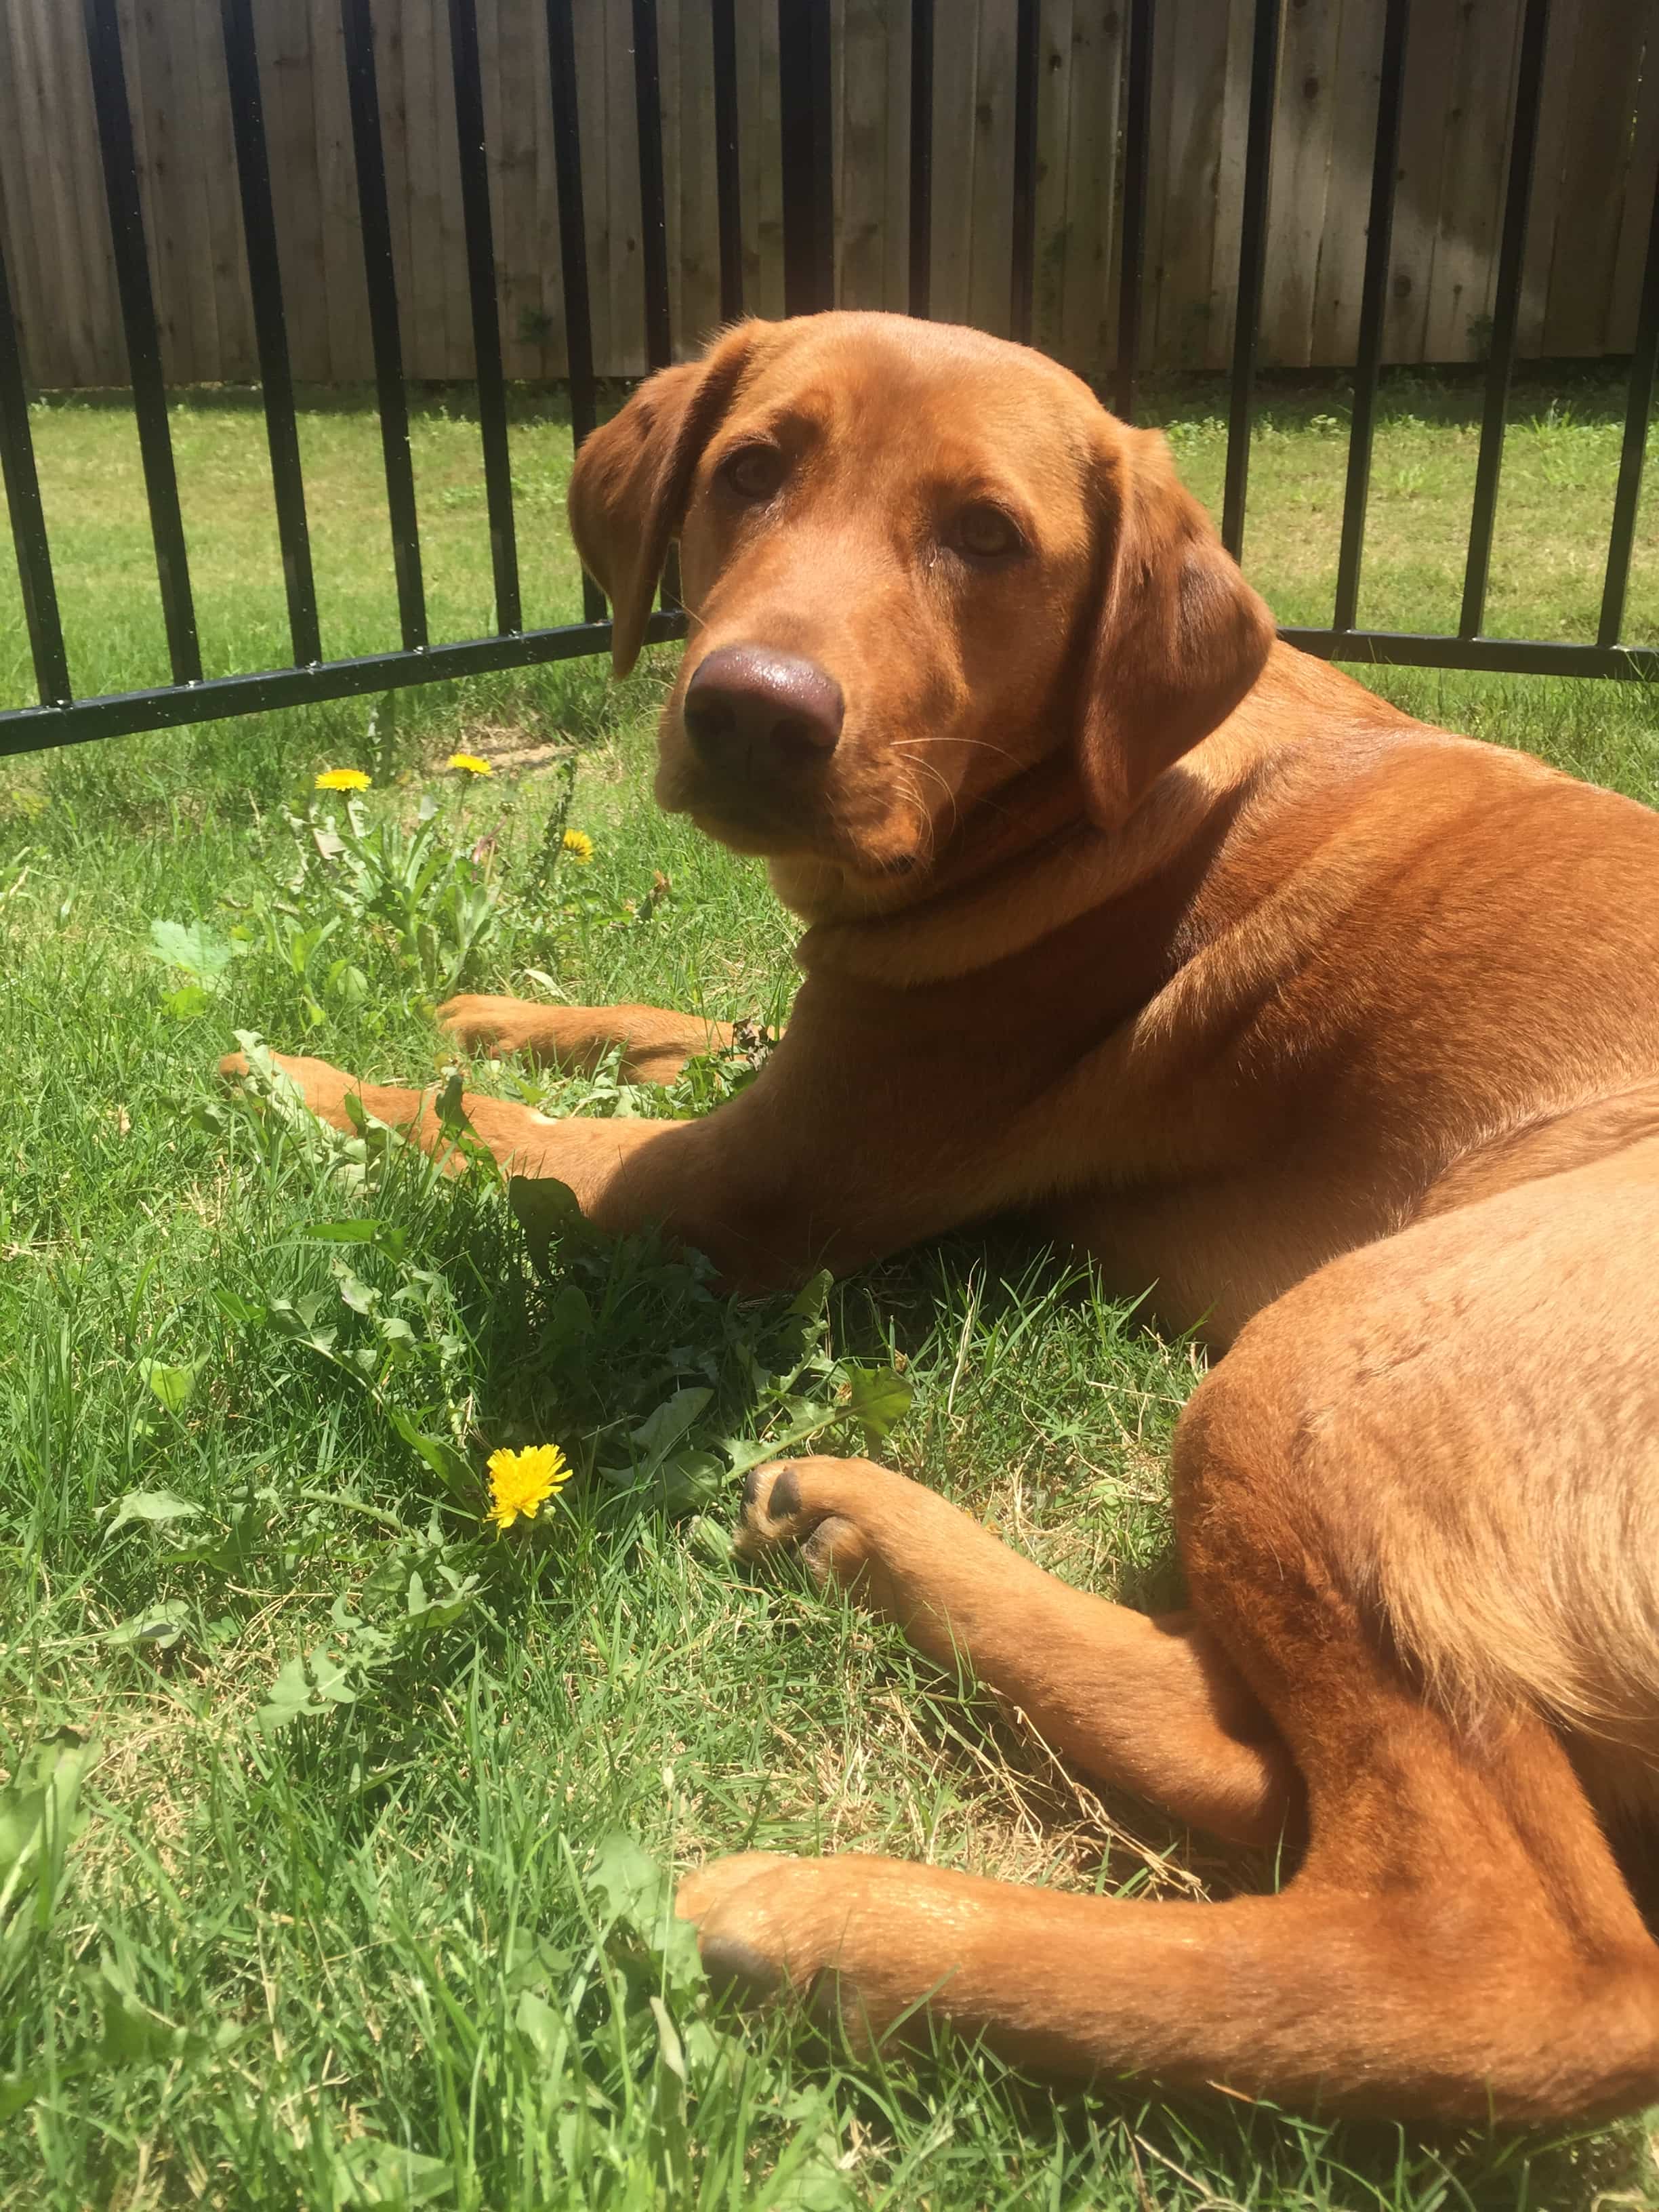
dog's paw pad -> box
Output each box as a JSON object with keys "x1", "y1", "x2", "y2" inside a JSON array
[
  {"x1": 734, "y1": 1460, "x2": 869, "y2": 1588},
  {"x1": 735, "y1": 1461, "x2": 816, "y2": 1554}
]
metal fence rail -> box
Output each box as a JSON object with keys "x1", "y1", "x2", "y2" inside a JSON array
[{"x1": 4, "y1": 0, "x2": 1659, "y2": 766}]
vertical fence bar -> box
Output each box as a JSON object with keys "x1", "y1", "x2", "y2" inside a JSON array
[
  {"x1": 1458, "y1": 0, "x2": 1550, "y2": 640},
  {"x1": 449, "y1": 0, "x2": 521, "y2": 636},
  {"x1": 340, "y1": 0, "x2": 427, "y2": 651},
  {"x1": 1009, "y1": 0, "x2": 1038, "y2": 343},
  {"x1": 909, "y1": 0, "x2": 933, "y2": 319},
  {"x1": 1221, "y1": 0, "x2": 1280, "y2": 562},
  {"x1": 1113, "y1": 0, "x2": 1155, "y2": 422},
  {"x1": 1599, "y1": 169, "x2": 1659, "y2": 649},
  {"x1": 630, "y1": 0, "x2": 675, "y2": 605},
  {"x1": 220, "y1": 0, "x2": 321, "y2": 667},
  {"x1": 632, "y1": 0, "x2": 672, "y2": 371},
  {"x1": 83, "y1": 0, "x2": 201, "y2": 684},
  {"x1": 545, "y1": 0, "x2": 602, "y2": 623},
  {"x1": 1332, "y1": 0, "x2": 1409, "y2": 634},
  {"x1": 0, "y1": 224, "x2": 71, "y2": 705},
  {"x1": 712, "y1": 0, "x2": 743, "y2": 323},
  {"x1": 546, "y1": 0, "x2": 596, "y2": 446},
  {"x1": 779, "y1": 0, "x2": 835, "y2": 316}
]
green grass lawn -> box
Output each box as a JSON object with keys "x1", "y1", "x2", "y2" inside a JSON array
[{"x1": 3, "y1": 369, "x2": 1659, "y2": 2210}]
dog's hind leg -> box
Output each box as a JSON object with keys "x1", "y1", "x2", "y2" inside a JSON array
[
  {"x1": 733, "y1": 1456, "x2": 1293, "y2": 1847},
  {"x1": 686, "y1": 1378, "x2": 1659, "y2": 2121},
  {"x1": 679, "y1": 1706, "x2": 1659, "y2": 2120},
  {"x1": 437, "y1": 994, "x2": 738, "y2": 1083}
]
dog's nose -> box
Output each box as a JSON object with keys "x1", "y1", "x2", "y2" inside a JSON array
[{"x1": 682, "y1": 646, "x2": 844, "y2": 766}]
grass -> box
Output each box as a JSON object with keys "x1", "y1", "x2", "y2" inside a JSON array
[{"x1": 3, "y1": 365, "x2": 1659, "y2": 2209}]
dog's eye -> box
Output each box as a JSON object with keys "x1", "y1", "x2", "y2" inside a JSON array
[
  {"x1": 951, "y1": 503, "x2": 1026, "y2": 562},
  {"x1": 720, "y1": 445, "x2": 785, "y2": 502}
]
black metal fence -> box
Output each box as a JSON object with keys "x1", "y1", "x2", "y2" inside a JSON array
[{"x1": 3, "y1": 0, "x2": 1659, "y2": 765}]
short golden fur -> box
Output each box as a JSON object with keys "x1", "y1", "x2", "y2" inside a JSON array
[{"x1": 226, "y1": 314, "x2": 1659, "y2": 2121}]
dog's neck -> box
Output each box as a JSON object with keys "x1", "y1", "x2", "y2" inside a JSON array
[{"x1": 781, "y1": 711, "x2": 1282, "y2": 990}]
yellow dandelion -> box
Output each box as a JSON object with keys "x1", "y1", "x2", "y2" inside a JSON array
[
  {"x1": 485, "y1": 1442, "x2": 572, "y2": 1534},
  {"x1": 562, "y1": 828, "x2": 595, "y2": 865},
  {"x1": 314, "y1": 766, "x2": 371, "y2": 792},
  {"x1": 447, "y1": 752, "x2": 493, "y2": 777}
]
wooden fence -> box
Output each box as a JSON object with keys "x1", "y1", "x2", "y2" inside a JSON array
[{"x1": 1, "y1": 0, "x2": 1655, "y2": 392}]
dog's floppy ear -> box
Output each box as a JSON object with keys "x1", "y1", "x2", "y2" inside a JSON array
[
  {"x1": 568, "y1": 321, "x2": 768, "y2": 676},
  {"x1": 1076, "y1": 425, "x2": 1275, "y2": 830}
]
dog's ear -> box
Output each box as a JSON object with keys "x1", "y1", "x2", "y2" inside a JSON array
[
  {"x1": 1076, "y1": 425, "x2": 1275, "y2": 831},
  {"x1": 568, "y1": 322, "x2": 768, "y2": 676}
]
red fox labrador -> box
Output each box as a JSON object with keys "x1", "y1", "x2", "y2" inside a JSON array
[{"x1": 229, "y1": 314, "x2": 1659, "y2": 2121}]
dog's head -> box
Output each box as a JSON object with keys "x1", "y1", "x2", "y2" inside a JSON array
[{"x1": 570, "y1": 314, "x2": 1272, "y2": 903}]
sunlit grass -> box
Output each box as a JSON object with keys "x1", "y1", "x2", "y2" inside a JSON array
[{"x1": 2, "y1": 371, "x2": 1658, "y2": 2208}]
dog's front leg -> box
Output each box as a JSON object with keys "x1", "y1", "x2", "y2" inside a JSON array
[
  {"x1": 218, "y1": 1046, "x2": 873, "y2": 1292},
  {"x1": 436, "y1": 994, "x2": 739, "y2": 1084}
]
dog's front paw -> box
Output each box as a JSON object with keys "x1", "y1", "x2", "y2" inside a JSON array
[
  {"x1": 436, "y1": 994, "x2": 541, "y2": 1057},
  {"x1": 734, "y1": 1457, "x2": 875, "y2": 1589}
]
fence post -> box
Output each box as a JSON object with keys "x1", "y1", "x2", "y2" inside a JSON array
[{"x1": 779, "y1": 0, "x2": 834, "y2": 316}]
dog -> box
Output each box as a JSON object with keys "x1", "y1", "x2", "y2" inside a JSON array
[{"x1": 227, "y1": 313, "x2": 1659, "y2": 2121}]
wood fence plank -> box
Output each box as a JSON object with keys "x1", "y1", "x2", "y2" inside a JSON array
[
  {"x1": 1058, "y1": 0, "x2": 1122, "y2": 374},
  {"x1": 1261, "y1": 0, "x2": 1345, "y2": 369},
  {"x1": 476, "y1": 0, "x2": 506, "y2": 369},
  {"x1": 1309, "y1": 0, "x2": 1385, "y2": 370},
  {"x1": 838, "y1": 0, "x2": 892, "y2": 311},
  {"x1": 528, "y1": 0, "x2": 569, "y2": 375},
  {"x1": 928, "y1": 0, "x2": 980, "y2": 326},
  {"x1": 602, "y1": 0, "x2": 645, "y2": 376},
  {"x1": 1140, "y1": 0, "x2": 1179, "y2": 364},
  {"x1": 573, "y1": 0, "x2": 615, "y2": 378},
  {"x1": 492, "y1": 0, "x2": 534, "y2": 378},
  {"x1": 1153, "y1": 0, "x2": 1239, "y2": 373},
  {"x1": 1542, "y1": 0, "x2": 1654, "y2": 357},
  {"x1": 967, "y1": 0, "x2": 1016, "y2": 337},
  {"x1": 1030, "y1": 0, "x2": 1073, "y2": 360},
  {"x1": 399, "y1": 0, "x2": 445, "y2": 375},
  {"x1": 372, "y1": 0, "x2": 415, "y2": 375},
  {"x1": 676, "y1": 0, "x2": 720, "y2": 345},
  {"x1": 658, "y1": 0, "x2": 684, "y2": 353},
  {"x1": 880, "y1": 0, "x2": 910, "y2": 310},
  {"x1": 266, "y1": 0, "x2": 333, "y2": 379},
  {"x1": 436, "y1": 0, "x2": 473, "y2": 379},
  {"x1": 0, "y1": 0, "x2": 60, "y2": 384},
  {"x1": 165, "y1": 0, "x2": 222, "y2": 382},
  {"x1": 1422, "y1": 0, "x2": 1523, "y2": 364},
  {"x1": 1513, "y1": 0, "x2": 1580, "y2": 358},
  {"x1": 131, "y1": 0, "x2": 206, "y2": 382},
  {"x1": 1607, "y1": 3, "x2": 1659, "y2": 356},
  {"x1": 0, "y1": 16, "x2": 39, "y2": 384},
  {"x1": 311, "y1": 0, "x2": 372, "y2": 382},
  {"x1": 754, "y1": 0, "x2": 785, "y2": 320},
  {"x1": 110, "y1": 0, "x2": 164, "y2": 370},
  {"x1": 734, "y1": 0, "x2": 764, "y2": 315},
  {"x1": 182, "y1": 0, "x2": 245, "y2": 381},
  {"x1": 1212, "y1": 0, "x2": 1264, "y2": 371},
  {"x1": 44, "y1": 0, "x2": 120, "y2": 384},
  {"x1": 1380, "y1": 0, "x2": 1454, "y2": 362}
]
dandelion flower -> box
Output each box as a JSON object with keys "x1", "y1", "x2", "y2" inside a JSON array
[
  {"x1": 315, "y1": 766, "x2": 371, "y2": 792},
  {"x1": 485, "y1": 1442, "x2": 571, "y2": 1533},
  {"x1": 447, "y1": 752, "x2": 493, "y2": 777},
  {"x1": 562, "y1": 828, "x2": 595, "y2": 865}
]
